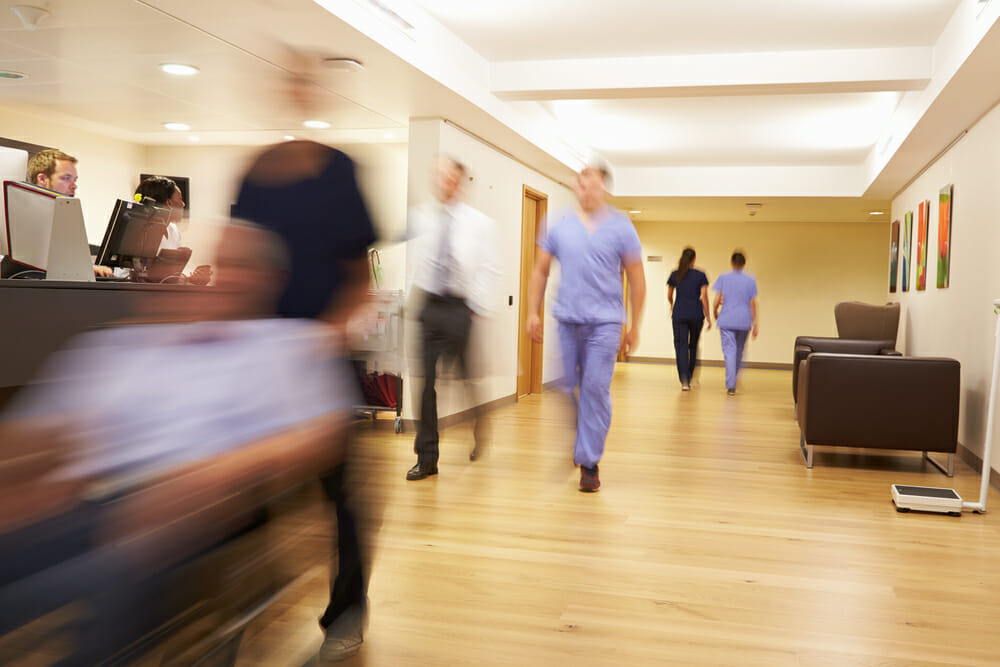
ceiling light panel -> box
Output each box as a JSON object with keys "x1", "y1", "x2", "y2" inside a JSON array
[{"x1": 160, "y1": 63, "x2": 200, "y2": 76}]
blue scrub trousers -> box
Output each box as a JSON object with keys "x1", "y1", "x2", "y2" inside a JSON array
[
  {"x1": 557, "y1": 321, "x2": 621, "y2": 468},
  {"x1": 719, "y1": 328, "x2": 750, "y2": 390}
]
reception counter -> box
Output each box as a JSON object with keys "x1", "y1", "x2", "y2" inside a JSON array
[{"x1": 0, "y1": 279, "x2": 215, "y2": 395}]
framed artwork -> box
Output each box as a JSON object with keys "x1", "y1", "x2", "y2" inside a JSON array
[
  {"x1": 938, "y1": 185, "x2": 954, "y2": 288},
  {"x1": 916, "y1": 199, "x2": 930, "y2": 291},
  {"x1": 902, "y1": 211, "x2": 913, "y2": 292},
  {"x1": 889, "y1": 219, "x2": 900, "y2": 293}
]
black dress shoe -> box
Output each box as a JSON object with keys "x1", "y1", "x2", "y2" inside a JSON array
[{"x1": 406, "y1": 462, "x2": 438, "y2": 481}]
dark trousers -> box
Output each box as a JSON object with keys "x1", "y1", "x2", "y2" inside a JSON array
[
  {"x1": 672, "y1": 318, "x2": 704, "y2": 383},
  {"x1": 414, "y1": 294, "x2": 480, "y2": 464},
  {"x1": 318, "y1": 462, "x2": 366, "y2": 628}
]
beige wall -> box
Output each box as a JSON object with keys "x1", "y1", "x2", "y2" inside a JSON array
[
  {"x1": 890, "y1": 100, "x2": 1000, "y2": 477},
  {"x1": 632, "y1": 219, "x2": 888, "y2": 365},
  {"x1": 0, "y1": 104, "x2": 144, "y2": 244}
]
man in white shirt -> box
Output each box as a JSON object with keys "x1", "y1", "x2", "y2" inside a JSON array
[{"x1": 406, "y1": 157, "x2": 500, "y2": 481}]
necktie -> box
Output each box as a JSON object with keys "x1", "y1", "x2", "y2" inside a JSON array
[{"x1": 437, "y1": 209, "x2": 453, "y2": 295}]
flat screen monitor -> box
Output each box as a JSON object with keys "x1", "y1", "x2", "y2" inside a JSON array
[
  {"x1": 95, "y1": 198, "x2": 171, "y2": 271},
  {"x1": 0, "y1": 147, "x2": 29, "y2": 256}
]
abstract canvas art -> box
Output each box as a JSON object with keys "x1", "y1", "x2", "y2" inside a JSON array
[
  {"x1": 902, "y1": 211, "x2": 913, "y2": 292},
  {"x1": 916, "y1": 199, "x2": 930, "y2": 291},
  {"x1": 889, "y1": 219, "x2": 900, "y2": 293},
  {"x1": 938, "y1": 185, "x2": 954, "y2": 288}
]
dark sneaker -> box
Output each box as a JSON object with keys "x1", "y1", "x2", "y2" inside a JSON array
[
  {"x1": 579, "y1": 464, "x2": 600, "y2": 492},
  {"x1": 406, "y1": 461, "x2": 438, "y2": 480},
  {"x1": 727, "y1": 388, "x2": 736, "y2": 396},
  {"x1": 681, "y1": 383, "x2": 691, "y2": 391}
]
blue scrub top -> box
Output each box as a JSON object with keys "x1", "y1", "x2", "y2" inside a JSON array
[
  {"x1": 712, "y1": 270, "x2": 758, "y2": 330},
  {"x1": 541, "y1": 206, "x2": 642, "y2": 324}
]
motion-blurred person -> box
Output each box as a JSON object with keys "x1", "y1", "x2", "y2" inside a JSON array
[
  {"x1": 406, "y1": 156, "x2": 500, "y2": 481},
  {"x1": 0, "y1": 222, "x2": 353, "y2": 664},
  {"x1": 232, "y1": 78, "x2": 376, "y2": 659},
  {"x1": 667, "y1": 247, "x2": 711, "y2": 390},
  {"x1": 134, "y1": 176, "x2": 212, "y2": 284},
  {"x1": 526, "y1": 164, "x2": 646, "y2": 492},
  {"x1": 712, "y1": 250, "x2": 760, "y2": 395},
  {"x1": 26, "y1": 148, "x2": 113, "y2": 277}
]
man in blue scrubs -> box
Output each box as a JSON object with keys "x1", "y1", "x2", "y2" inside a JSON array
[{"x1": 525, "y1": 165, "x2": 646, "y2": 492}]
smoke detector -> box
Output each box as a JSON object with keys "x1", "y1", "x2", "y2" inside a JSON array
[{"x1": 10, "y1": 5, "x2": 50, "y2": 31}]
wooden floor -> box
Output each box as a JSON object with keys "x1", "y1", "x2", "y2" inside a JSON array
[{"x1": 233, "y1": 364, "x2": 1000, "y2": 667}]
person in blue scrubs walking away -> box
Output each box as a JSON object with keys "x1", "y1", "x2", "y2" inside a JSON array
[
  {"x1": 712, "y1": 251, "x2": 760, "y2": 396},
  {"x1": 525, "y1": 164, "x2": 646, "y2": 492}
]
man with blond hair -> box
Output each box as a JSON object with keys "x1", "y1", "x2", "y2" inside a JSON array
[{"x1": 27, "y1": 149, "x2": 78, "y2": 197}]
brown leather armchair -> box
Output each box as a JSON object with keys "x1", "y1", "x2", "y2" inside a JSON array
[
  {"x1": 796, "y1": 352, "x2": 960, "y2": 475},
  {"x1": 834, "y1": 301, "x2": 901, "y2": 345},
  {"x1": 792, "y1": 337, "x2": 898, "y2": 404}
]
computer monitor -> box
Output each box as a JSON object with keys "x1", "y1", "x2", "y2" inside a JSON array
[
  {"x1": 95, "y1": 198, "x2": 171, "y2": 273},
  {"x1": 0, "y1": 146, "x2": 29, "y2": 256},
  {"x1": 2, "y1": 181, "x2": 94, "y2": 281}
]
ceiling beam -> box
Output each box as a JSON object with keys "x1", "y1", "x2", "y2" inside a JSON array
[{"x1": 492, "y1": 47, "x2": 932, "y2": 101}]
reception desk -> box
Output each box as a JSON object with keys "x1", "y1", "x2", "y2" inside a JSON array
[{"x1": 0, "y1": 279, "x2": 216, "y2": 396}]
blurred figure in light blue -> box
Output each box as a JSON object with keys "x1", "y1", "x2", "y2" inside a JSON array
[
  {"x1": 0, "y1": 223, "x2": 354, "y2": 664},
  {"x1": 712, "y1": 250, "x2": 760, "y2": 395},
  {"x1": 526, "y1": 164, "x2": 646, "y2": 493}
]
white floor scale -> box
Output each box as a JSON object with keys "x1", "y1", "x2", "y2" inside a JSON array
[{"x1": 891, "y1": 298, "x2": 1000, "y2": 516}]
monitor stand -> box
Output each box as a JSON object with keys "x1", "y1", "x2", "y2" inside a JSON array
[{"x1": 46, "y1": 198, "x2": 95, "y2": 282}]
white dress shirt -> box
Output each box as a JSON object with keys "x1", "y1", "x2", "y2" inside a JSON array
[
  {"x1": 157, "y1": 222, "x2": 182, "y2": 253},
  {"x1": 407, "y1": 199, "x2": 500, "y2": 316}
]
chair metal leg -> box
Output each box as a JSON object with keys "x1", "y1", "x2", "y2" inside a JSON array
[
  {"x1": 800, "y1": 434, "x2": 814, "y2": 468},
  {"x1": 923, "y1": 451, "x2": 955, "y2": 477}
]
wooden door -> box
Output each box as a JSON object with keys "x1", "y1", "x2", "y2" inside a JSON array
[{"x1": 517, "y1": 187, "x2": 547, "y2": 397}]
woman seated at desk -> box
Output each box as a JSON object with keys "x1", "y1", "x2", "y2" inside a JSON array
[{"x1": 134, "y1": 176, "x2": 212, "y2": 285}]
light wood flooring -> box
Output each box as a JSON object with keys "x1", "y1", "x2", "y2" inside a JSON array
[{"x1": 231, "y1": 364, "x2": 1000, "y2": 667}]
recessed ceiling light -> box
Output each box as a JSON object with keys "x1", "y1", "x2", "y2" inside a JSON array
[
  {"x1": 303, "y1": 120, "x2": 331, "y2": 129},
  {"x1": 868, "y1": 210, "x2": 886, "y2": 215},
  {"x1": 163, "y1": 122, "x2": 191, "y2": 131},
  {"x1": 284, "y1": 135, "x2": 296, "y2": 141},
  {"x1": 322, "y1": 58, "x2": 364, "y2": 73},
  {"x1": 0, "y1": 70, "x2": 28, "y2": 80},
  {"x1": 628, "y1": 210, "x2": 642, "y2": 215},
  {"x1": 188, "y1": 135, "x2": 200, "y2": 142},
  {"x1": 159, "y1": 63, "x2": 200, "y2": 76}
]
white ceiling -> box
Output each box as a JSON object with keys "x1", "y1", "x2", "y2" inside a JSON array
[
  {"x1": 0, "y1": 0, "x2": 998, "y2": 213},
  {"x1": 414, "y1": 0, "x2": 963, "y2": 61},
  {"x1": 533, "y1": 92, "x2": 903, "y2": 166}
]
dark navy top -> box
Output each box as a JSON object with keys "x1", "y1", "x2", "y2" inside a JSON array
[
  {"x1": 667, "y1": 268, "x2": 708, "y2": 321},
  {"x1": 233, "y1": 144, "x2": 376, "y2": 319}
]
